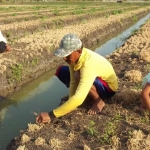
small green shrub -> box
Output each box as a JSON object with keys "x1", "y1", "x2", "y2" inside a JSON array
[{"x1": 9, "y1": 63, "x2": 23, "y2": 82}]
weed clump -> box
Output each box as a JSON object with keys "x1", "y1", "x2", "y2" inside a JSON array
[
  {"x1": 125, "y1": 70, "x2": 142, "y2": 82},
  {"x1": 112, "y1": 89, "x2": 141, "y2": 105},
  {"x1": 34, "y1": 137, "x2": 46, "y2": 146},
  {"x1": 27, "y1": 123, "x2": 42, "y2": 132},
  {"x1": 49, "y1": 138, "x2": 63, "y2": 149},
  {"x1": 140, "y1": 49, "x2": 150, "y2": 63},
  {"x1": 16, "y1": 145, "x2": 27, "y2": 150},
  {"x1": 127, "y1": 130, "x2": 150, "y2": 150},
  {"x1": 21, "y1": 134, "x2": 31, "y2": 144}
]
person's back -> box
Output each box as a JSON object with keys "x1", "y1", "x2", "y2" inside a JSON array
[
  {"x1": 80, "y1": 48, "x2": 118, "y2": 91},
  {"x1": 0, "y1": 31, "x2": 11, "y2": 53}
]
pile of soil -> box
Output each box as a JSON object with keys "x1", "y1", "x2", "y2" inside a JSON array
[{"x1": 6, "y1": 16, "x2": 150, "y2": 150}]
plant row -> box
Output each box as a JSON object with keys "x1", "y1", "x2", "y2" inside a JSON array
[{"x1": 1, "y1": 6, "x2": 148, "y2": 40}]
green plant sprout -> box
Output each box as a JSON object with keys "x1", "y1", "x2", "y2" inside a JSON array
[
  {"x1": 9, "y1": 63, "x2": 23, "y2": 83},
  {"x1": 87, "y1": 120, "x2": 98, "y2": 136}
]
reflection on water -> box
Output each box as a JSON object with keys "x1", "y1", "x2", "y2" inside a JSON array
[
  {"x1": 0, "y1": 68, "x2": 68, "y2": 150},
  {"x1": 94, "y1": 13, "x2": 150, "y2": 57},
  {"x1": 0, "y1": 13, "x2": 150, "y2": 150},
  {"x1": 0, "y1": 108, "x2": 7, "y2": 124}
]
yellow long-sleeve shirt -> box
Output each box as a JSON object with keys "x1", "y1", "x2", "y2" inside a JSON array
[{"x1": 53, "y1": 48, "x2": 118, "y2": 118}]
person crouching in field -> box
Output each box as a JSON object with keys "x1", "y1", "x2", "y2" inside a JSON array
[
  {"x1": 0, "y1": 31, "x2": 11, "y2": 53},
  {"x1": 36, "y1": 33, "x2": 118, "y2": 123},
  {"x1": 141, "y1": 73, "x2": 150, "y2": 114}
]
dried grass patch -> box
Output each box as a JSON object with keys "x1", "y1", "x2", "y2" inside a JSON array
[
  {"x1": 27, "y1": 123, "x2": 42, "y2": 132},
  {"x1": 127, "y1": 130, "x2": 150, "y2": 150},
  {"x1": 16, "y1": 145, "x2": 28, "y2": 150},
  {"x1": 34, "y1": 137, "x2": 46, "y2": 146},
  {"x1": 139, "y1": 49, "x2": 150, "y2": 63},
  {"x1": 83, "y1": 144, "x2": 91, "y2": 150},
  {"x1": 112, "y1": 89, "x2": 141, "y2": 105},
  {"x1": 21, "y1": 134, "x2": 31, "y2": 144},
  {"x1": 49, "y1": 138, "x2": 63, "y2": 149},
  {"x1": 124, "y1": 70, "x2": 142, "y2": 83}
]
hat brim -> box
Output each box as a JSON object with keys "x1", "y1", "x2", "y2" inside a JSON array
[{"x1": 54, "y1": 48, "x2": 72, "y2": 57}]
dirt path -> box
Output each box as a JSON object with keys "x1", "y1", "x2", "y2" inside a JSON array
[{"x1": 6, "y1": 14, "x2": 150, "y2": 150}]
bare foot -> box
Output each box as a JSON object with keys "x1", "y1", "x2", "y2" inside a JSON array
[{"x1": 88, "y1": 98, "x2": 105, "y2": 115}]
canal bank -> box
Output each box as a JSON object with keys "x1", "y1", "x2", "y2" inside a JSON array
[
  {"x1": 4, "y1": 13, "x2": 150, "y2": 150},
  {"x1": 0, "y1": 7, "x2": 150, "y2": 97}
]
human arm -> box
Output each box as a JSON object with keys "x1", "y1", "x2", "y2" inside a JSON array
[
  {"x1": 141, "y1": 82, "x2": 150, "y2": 111},
  {"x1": 35, "y1": 65, "x2": 80, "y2": 124},
  {"x1": 52, "y1": 65, "x2": 97, "y2": 118}
]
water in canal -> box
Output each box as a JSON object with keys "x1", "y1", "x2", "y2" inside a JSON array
[{"x1": 0, "y1": 13, "x2": 150, "y2": 150}]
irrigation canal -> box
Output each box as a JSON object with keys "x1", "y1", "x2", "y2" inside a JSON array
[{"x1": 0, "y1": 13, "x2": 150, "y2": 150}]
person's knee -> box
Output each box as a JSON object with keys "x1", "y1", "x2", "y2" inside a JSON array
[
  {"x1": 55, "y1": 66, "x2": 70, "y2": 87},
  {"x1": 89, "y1": 85, "x2": 96, "y2": 93}
]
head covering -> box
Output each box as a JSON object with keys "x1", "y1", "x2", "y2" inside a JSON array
[{"x1": 54, "y1": 33, "x2": 82, "y2": 57}]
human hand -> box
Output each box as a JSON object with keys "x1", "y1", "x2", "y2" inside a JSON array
[
  {"x1": 6, "y1": 44, "x2": 11, "y2": 52},
  {"x1": 36, "y1": 112, "x2": 51, "y2": 124}
]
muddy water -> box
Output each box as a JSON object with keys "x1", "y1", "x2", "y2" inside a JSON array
[
  {"x1": 0, "y1": 13, "x2": 150, "y2": 150},
  {"x1": 0, "y1": 69, "x2": 68, "y2": 150}
]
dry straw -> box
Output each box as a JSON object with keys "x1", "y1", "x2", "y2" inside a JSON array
[
  {"x1": 124, "y1": 70, "x2": 142, "y2": 83},
  {"x1": 140, "y1": 49, "x2": 150, "y2": 63},
  {"x1": 112, "y1": 89, "x2": 141, "y2": 105},
  {"x1": 127, "y1": 130, "x2": 150, "y2": 150}
]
